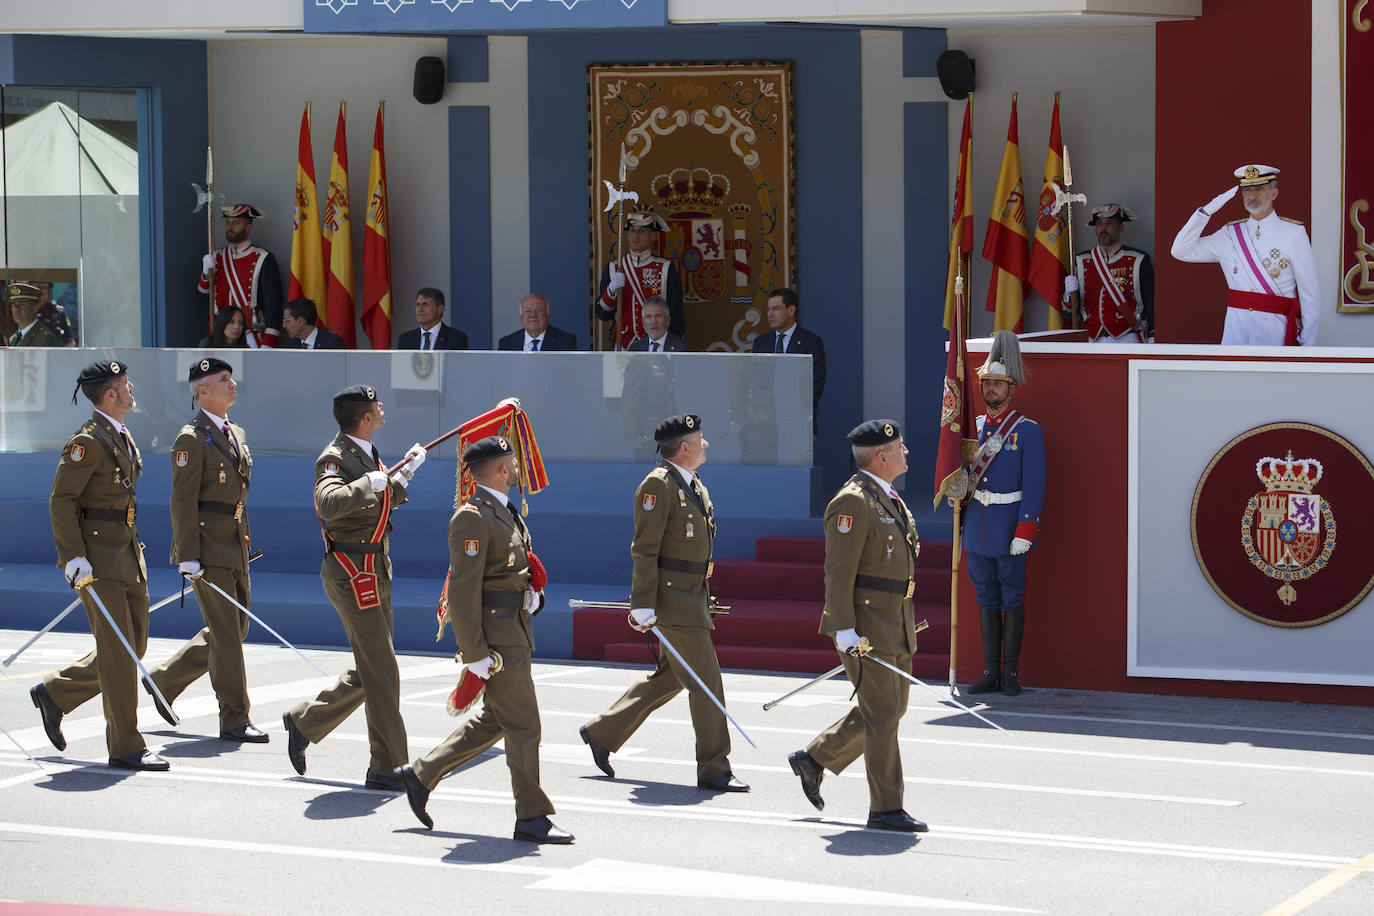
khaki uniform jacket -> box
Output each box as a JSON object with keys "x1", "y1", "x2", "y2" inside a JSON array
[
  {"x1": 447, "y1": 492, "x2": 537, "y2": 662},
  {"x1": 49, "y1": 412, "x2": 147, "y2": 583},
  {"x1": 630, "y1": 463, "x2": 716, "y2": 629},
  {"x1": 169, "y1": 411, "x2": 252, "y2": 570},
  {"x1": 10, "y1": 321, "x2": 63, "y2": 347},
  {"x1": 819, "y1": 474, "x2": 919, "y2": 654},
  {"x1": 314, "y1": 433, "x2": 407, "y2": 580}
]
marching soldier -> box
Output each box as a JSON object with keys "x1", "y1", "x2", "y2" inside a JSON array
[
  {"x1": 281, "y1": 385, "x2": 426, "y2": 789},
  {"x1": 396, "y1": 436, "x2": 572, "y2": 844},
  {"x1": 7, "y1": 282, "x2": 64, "y2": 347},
  {"x1": 579, "y1": 414, "x2": 748, "y2": 793},
  {"x1": 1063, "y1": 204, "x2": 1155, "y2": 343},
  {"x1": 787, "y1": 420, "x2": 925, "y2": 833},
  {"x1": 31, "y1": 361, "x2": 166, "y2": 770},
  {"x1": 595, "y1": 211, "x2": 685, "y2": 348},
  {"x1": 197, "y1": 203, "x2": 284, "y2": 347},
  {"x1": 144, "y1": 357, "x2": 267, "y2": 743},
  {"x1": 958, "y1": 331, "x2": 1045, "y2": 696}
]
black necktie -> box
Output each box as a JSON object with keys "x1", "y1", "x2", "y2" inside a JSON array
[
  {"x1": 650, "y1": 340, "x2": 660, "y2": 352},
  {"x1": 222, "y1": 423, "x2": 239, "y2": 458},
  {"x1": 422, "y1": 330, "x2": 431, "y2": 350},
  {"x1": 774, "y1": 333, "x2": 784, "y2": 353},
  {"x1": 529, "y1": 339, "x2": 540, "y2": 352},
  {"x1": 372, "y1": 446, "x2": 381, "y2": 470},
  {"x1": 506, "y1": 501, "x2": 526, "y2": 534}
]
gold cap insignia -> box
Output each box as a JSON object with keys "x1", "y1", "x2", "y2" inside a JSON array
[
  {"x1": 199, "y1": 359, "x2": 210, "y2": 372},
  {"x1": 497, "y1": 436, "x2": 508, "y2": 450},
  {"x1": 685, "y1": 416, "x2": 695, "y2": 429},
  {"x1": 109, "y1": 362, "x2": 121, "y2": 373},
  {"x1": 1244, "y1": 166, "x2": 1259, "y2": 180},
  {"x1": 883, "y1": 423, "x2": 894, "y2": 437},
  {"x1": 365, "y1": 386, "x2": 376, "y2": 400}
]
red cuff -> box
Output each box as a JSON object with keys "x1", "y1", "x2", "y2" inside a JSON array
[{"x1": 1014, "y1": 521, "x2": 1038, "y2": 542}]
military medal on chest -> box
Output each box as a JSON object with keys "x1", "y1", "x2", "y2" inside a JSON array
[
  {"x1": 985, "y1": 433, "x2": 1004, "y2": 456},
  {"x1": 219, "y1": 465, "x2": 227, "y2": 484},
  {"x1": 686, "y1": 519, "x2": 695, "y2": 539},
  {"x1": 507, "y1": 550, "x2": 516, "y2": 568}
]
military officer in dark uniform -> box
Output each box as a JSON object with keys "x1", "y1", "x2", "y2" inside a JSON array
[
  {"x1": 396, "y1": 436, "x2": 572, "y2": 844},
  {"x1": 787, "y1": 420, "x2": 925, "y2": 832},
  {"x1": 144, "y1": 358, "x2": 266, "y2": 743},
  {"x1": 7, "y1": 282, "x2": 64, "y2": 347},
  {"x1": 282, "y1": 385, "x2": 426, "y2": 789},
  {"x1": 579, "y1": 414, "x2": 748, "y2": 793},
  {"x1": 31, "y1": 361, "x2": 166, "y2": 770}
]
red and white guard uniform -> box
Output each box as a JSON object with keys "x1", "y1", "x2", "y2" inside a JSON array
[
  {"x1": 197, "y1": 241, "x2": 284, "y2": 348},
  {"x1": 1072, "y1": 245, "x2": 1154, "y2": 343},
  {"x1": 595, "y1": 251, "x2": 682, "y2": 350}
]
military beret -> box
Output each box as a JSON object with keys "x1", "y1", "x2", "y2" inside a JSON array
[
  {"x1": 333, "y1": 384, "x2": 379, "y2": 404},
  {"x1": 6, "y1": 281, "x2": 40, "y2": 302},
  {"x1": 221, "y1": 203, "x2": 265, "y2": 220},
  {"x1": 1234, "y1": 164, "x2": 1279, "y2": 188},
  {"x1": 1088, "y1": 203, "x2": 1136, "y2": 225},
  {"x1": 188, "y1": 357, "x2": 233, "y2": 382},
  {"x1": 626, "y1": 211, "x2": 669, "y2": 232},
  {"x1": 462, "y1": 435, "x2": 513, "y2": 464},
  {"x1": 848, "y1": 419, "x2": 901, "y2": 446},
  {"x1": 71, "y1": 360, "x2": 128, "y2": 404},
  {"x1": 654, "y1": 413, "x2": 703, "y2": 443}
]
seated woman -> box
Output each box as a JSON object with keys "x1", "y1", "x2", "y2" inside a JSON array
[{"x1": 199, "y1": 306, "x2": 250, "y2": 348}]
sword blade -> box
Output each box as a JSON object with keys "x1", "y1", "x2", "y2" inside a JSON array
[
  {"x1": 649, "y1": 625, "x2": 755, "y2": 748},
  {"x1": 77, "y1": 579, "x2": 179, "y2": 727},
  {"x1": 0, "y1": 722, "x2": 43, "y2": 770},
  {"x1": 761, "y1": 663, "x2": 846, "y2": 711},
  {"x1": 862, "y1": 653, "x2": 1012, "y2": 735},
  {"x1": 195, "y1": 576, "x2": 329, "y2": 677},
  {"x1": 2, "y1": 597, "x2": 82, "y2": 668}
]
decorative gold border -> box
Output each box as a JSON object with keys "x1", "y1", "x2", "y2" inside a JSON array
[
  {"x1": 1340, "y1": 1, "x2": 1374, "y2": 313},
  {"x1": 1190, "y1": 421, "x2": 1374, "y2": 627}
]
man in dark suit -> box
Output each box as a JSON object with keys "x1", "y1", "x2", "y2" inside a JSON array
[
  {"x1": 750, "y1": 287, "x2": 826, "y2": 410},
  {"x1": 397, "y1": 287, "x2": 469, "y2": 351},
  {"x1": 625, "y1": 297, "x2": 686, "y2": 352},
  {"x1": 497, "y1": 294, "x2": 578, "y2": 351},
  {"x1": 280, "y1": 298, "x2": 346, "y2": 350}
]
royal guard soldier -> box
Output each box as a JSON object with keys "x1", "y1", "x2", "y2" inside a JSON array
[
  {"x1": 595, "y1": 211, "x2": 686, "y2": 348},
  {"x1": 1063, "y1": 203, "x2": 1155, "y2": 343},
  {"x1": 395, "y1": 435, "x2": 572, "y2": 844},
  {"x1": 955, "y1": 331, "x2": 1046, "y2": 696},
  {"x1": 197, "y1": 203, "x2": 284, "y2": 348}
]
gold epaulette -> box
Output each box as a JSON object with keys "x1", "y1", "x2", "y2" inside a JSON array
[
  {"x1": 647, "y1": 466, "x2": 671, "y2": 482},
  {"x1": 1225, "y1": 218, "x2": 1245, "y2": 226},
  {"x1": 1280, "y1": 216, "x2": 1305, "y2": 225}
]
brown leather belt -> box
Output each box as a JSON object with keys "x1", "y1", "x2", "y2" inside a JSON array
[
  {"x1": 199, "y1": 501, "x2": 246, "y2": 520},
  {"x1": 481, "y1": 591, "x2": 525, "y2": 609},
  {"x1": 658, "y1": 556, "x2": 710, "y2": 576},
  {"x1": 855, "y1": 574, "x2": 913, "y2": 598},
  {"x1": 82, "y1": 506, "x2": 136, "y2": 525}
]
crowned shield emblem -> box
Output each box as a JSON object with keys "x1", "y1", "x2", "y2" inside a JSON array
[
  {"x1": 70, "y1": 444, "x2": 85, "y2": 462},
  {"x1": 837, "y1": 514, "x2": 853, "y2": 534},
  {"x1": 464, "y1": 539, "x2": 479, "y2": 557},
  {"x1": 1241, "y1": 450, "x2": 1335, "y2": 606},
  {"x1": 642, "y1": 494, "x2": 656, "y2": 511},
  {"x1": 175, "y1": 451, "x2": 189, "y2": 468}
]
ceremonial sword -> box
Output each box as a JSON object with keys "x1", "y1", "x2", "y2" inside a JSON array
[
  {"x1": 649, "y1": 624, "x2": 756, "y2": 748},
  {"x1": 72, "y1": 575, "x2": 179, "y2": 727},
  {"x1": 0, "y1": 721, "x2": 43, "y2": 770},
  {"x1": 861, "y1": 653, "x2": 1011, "y2": 735},
  {"x1": 761, "y1": 621, "x2": 930, "y2": 711},
  {"x1": 189, "y1": 574, "x2": 329, "y2": 677}
]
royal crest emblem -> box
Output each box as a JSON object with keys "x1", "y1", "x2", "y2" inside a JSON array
[
  {"x1": 837, "y1": 514, "x2": 853, "y2": 534},
  {"x1": 940, "y1": 378, "x2": 962, "y2": 432},
  {"x1": 642, "y1": 494, "x2": 656, "y2": 511},
  {"x1": 175, "y1": 451, "x2": 189, "y2": 468},
  {"x1": 1241, "y1": 450, "x2": 1334, "y2": 606}
]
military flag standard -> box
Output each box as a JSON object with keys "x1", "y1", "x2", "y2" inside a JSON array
[
  {"x1": 288, "y1": 103, "x2": 327, "y2": 328},
  {"x1": 943, "y1": 98, "x2": 974, "y2": 331},
  {"x1": 1028, "y1": 93, "x2": 1070, "y2": 331},
  {"x1": 981, "y1": 94, "x2": 1030, "y2": 333},
  {"x1": 361, "y1": 102, "x2": 392, "y2": 350},
  {"x1": 323, "y1": 102, "x2": 356, "y2": 347}
]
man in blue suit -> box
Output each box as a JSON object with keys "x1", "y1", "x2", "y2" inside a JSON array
[
  {"x1": 750, "y1": 288, "x2": 826, "y2": 415},
  {"x1": 955, "y1": 330, "x2": 1044, "y2": 696},
  {"x1": 397, "y1": 288, "x2": 469, "y2": 351},
  {"x1": 497, "y1": 294, "x2": 578, "y2": 351}
]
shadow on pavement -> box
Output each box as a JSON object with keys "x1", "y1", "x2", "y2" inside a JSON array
[
  {"x1": 820, "y1": 827, "x2": 919, "y2": 855},
  {"x1": 33, "y1": 764, "x2": 135, "y2": 792}
]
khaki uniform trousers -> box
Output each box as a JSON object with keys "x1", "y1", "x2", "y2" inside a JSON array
[
  {"x1": 148, "y1": 566, "x2": 251, "y2": 731},
  {"x1": 806, "y1": 649, "x2": 911, "y2": 812},
  {"x1": 412, "y1": 646, "x2": 554, "y2": 820},
  {"x1": 583, "y1": 623, "x2": 730, "y2": 782},
  {"x1": 289, "y1": 575, "x2": 408, "y2": 774},
  {"x1": 43, "y1": 577, "x2": 151, "y2": 758}
]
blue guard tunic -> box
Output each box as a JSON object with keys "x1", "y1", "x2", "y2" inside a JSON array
[{"x1": 962, "y1": 408, "x2": 1046, "y2": 611}]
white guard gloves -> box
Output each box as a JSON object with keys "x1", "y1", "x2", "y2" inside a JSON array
[
  {"x1": 607, "y1": 266, "x2": 626, "y2": 294},
  {"x1": 401, "y1": 443, "x2": 426, "y2": 475},
  {"x1": 1201, "y1": 185, "x2": 1238, "y2": 216},
  {"x1": 466, "y1": 656, "x2": 495, "y2": 680},
  {"x1": 1010, "y1": 537, "x2": 1032, "y2": 556},
  {"x1": 366, "y1": 470, "x2": 390, "y2": 492},
  {"x1": 628, "y1": 607, "x2": 657, "y2": 632},
  {"x1": 178, "y1": 560, "x2": 203, "y2": 579},
  {"x1": 1062, "y1": 275, "x2": 1079, "y2": 296},
  {"x1": 524, "y1": 589, "x2": 544, "y2": 613},
  {"x1": 834, "y1": 628, "x2": 861, "y2": 653},
  {"x1": 64, "y1": 556, "x2": 93, "y2": 584},
  {"x1": 201, "y1": 253, "x2": 215, "y2": 274}
]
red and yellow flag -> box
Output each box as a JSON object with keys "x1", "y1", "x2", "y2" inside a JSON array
[
  {"x1": 1028, "y1": 93, "x2": 1070, "y2": 331},
  {"x1": 361, "y1": 102, "x2": 392, "y2": 350},
  {"x1": 323, "y1": 102, "x2": 356, "y2": 347},
  {"x1": 288, "y1": 102, "x2": 326, "y2": 328},
  {"x1": 934, "y1": 264, "x2": 976, "y2": 509},
  {"x1": 981, "y1": 94, "x2": 1029, "y2": 333},
  {"x1": 943, "y1": 99, "x2": 974, "y2": 331}
]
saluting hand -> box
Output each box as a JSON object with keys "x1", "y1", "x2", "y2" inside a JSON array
[{"x1": 1200, "y1": 185, "x2": 1239, "y2": 216}]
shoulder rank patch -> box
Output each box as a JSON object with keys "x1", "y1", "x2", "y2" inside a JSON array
[
  {"x1": 324, "y1": 461, "x2": 339, "y2": 475},
  {"x1": 69, "y1": 444, "x2": 85, "y2": 462},
  {"x1": 464, "y1": 539, "x2": 479, "y2": 557},
  {"x1": 837, "y1": 514, "x2": 853, "y2": 534},
  {"x1": 175, "y1": 450, "x2": 189, "y2": 468},
  {"x1": 642, "y1": 494, "x2": 657, "y2": 511}
]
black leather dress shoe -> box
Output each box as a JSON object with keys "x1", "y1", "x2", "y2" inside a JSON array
[
  {"x1": 30, "y1": 683, "x2": 66, "y2": 751},
  {"x1": 514, "y1": 815, "x2": 574, "y2": 844},
  {"x1": 109, "y1": 750, "x2": 170, "y2": 771},
  {"x1": 394, "y1": 764, "x2": 433, "y2": 829},
  {"x1": 788, "y1": 749, "x2": 825, "y2": 811},
  {"x1": 365, "y1": 769, "x2": 402, "y2": 792},
  {"x1": 866, "y1": 809, "x2": 928, "y2": 833},
  {"x1": 579, "y1": 725, "x2": 614, "y2": 777},
  {"x1": 142, "y1": 679, "x2": 177, "y2": 726},
  {"x1": 220, "y1": 724, "x2": 269, "y2": 743},
  {"x1": 697, "y1": 773, "x2": 750, "y2": 793},
  {"x1": 282, "y1": 711, "x2": 307, "y2": 775}
]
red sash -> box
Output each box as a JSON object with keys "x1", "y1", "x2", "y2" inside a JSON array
[
  {"x1": 1226, "y1": 289, "x2": 1301, "y2": 346},
  {"x1": 314, "y1": 474, "x2": 392, "y2": 609}
]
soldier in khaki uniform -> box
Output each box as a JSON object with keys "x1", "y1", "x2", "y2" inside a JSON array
[
  {"x1": 787, "y1": 420, "x2": 926, "y2": 832},
  {"x1": 31, "y1": 361, "x2": 167, "y2": 770},
  {"x1": 145, "y1": 357, "x2": 267, "y2": 743},
  {"x1": 7, "y1": 282, "x2": 64, "y2": 347},
  {"x1": 282, "y1": 385, "x2": 426, "y2": 789},
  {"x1": 396, "y1": 436, "x2": 572, "y2": 844},
  {"x1": 580, "y1": 413, "x2": 748, "y2": 793}
]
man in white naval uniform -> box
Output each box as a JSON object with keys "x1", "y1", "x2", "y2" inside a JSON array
[{"x1": 1170, "y1": 164, "x2": 1319, "y2": 346}]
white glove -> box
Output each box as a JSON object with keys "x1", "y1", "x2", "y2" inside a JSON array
[
  {"x1": 201, "y1": 253, "x2": 215, "y2": 274},
  {"x1": 607, "y1": 267, "x2": 626, "y2": 294},
  {"x1": 178, "y1": 560, "x2": 203, "y2": 579},
  {"x1": 401, "y1": 443, "x2": 426, "y2": 475},
  {"x1": 63, "y1": 556, "x2": 93, "y2": 584},
  {"x1": 1010, "y1": 537, "x2": 1032, "y2": 556},
  {"x1": 523, "y1": 588, "x2": 543, "y2": 613},
  {"x1": 1201, "y1": 185, "x2": 1238, "y2": 216},
  {"x1": 834, "y1": 628, "x2": 861, "y2": 653},
  {"x1": 1062, "y1": 275, "x2": 1078, "y2": 296},
  {"x1": 466, "y1": 656, "x2": 495, "y2": 680},
  {"x1": 628, "y1": 607, "x2": 657, "y2": 632},
  {"x1": 366, "y1": 470, "x2": 389, "y2": 492},
  {"x1": 389, "y1": 471, "x2": 411, "y2": 489}
]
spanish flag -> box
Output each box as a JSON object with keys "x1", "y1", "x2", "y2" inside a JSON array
[
  {"x1": 288, "y1": 103, "x2": 326, "y2": 330},
  {"x1": 361, "y1": 102, "x2": 392, "y2": 350},
  {"x1": 943, "y1": 98, "x2": 974, "y2": 332},
  {"x1": 1028, "y1": 93, "x2": 1069, "y2": 331},
  {"x1": 323, "y1": 102, "x2": 356, "y2": 347},
  {"x1": 981, "y1": 94, "x2": 1029, "y2": 333}
]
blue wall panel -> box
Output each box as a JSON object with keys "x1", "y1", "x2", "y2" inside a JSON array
[{"x1": 449, "y1": 106, "x2": 494, "y2": 346}]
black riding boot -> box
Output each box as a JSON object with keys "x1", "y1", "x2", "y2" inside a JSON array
[
  {"x1": 967, "y1": 607, "x2": 1002, "y2": 693},
  {"x1": 1001, "y1": 605, "x2": 1025, "y2": 695}
]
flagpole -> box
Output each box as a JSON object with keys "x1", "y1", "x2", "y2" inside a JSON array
[
  {"x1": 949, "y1": 270, "x2": 966, "y2": 694},
  {"x1": 1063, "y1": 136, "x2": 1080, "y2": 330},
  {"x1": 205, "y1": 146, "x2": 215, "y2": 334}
]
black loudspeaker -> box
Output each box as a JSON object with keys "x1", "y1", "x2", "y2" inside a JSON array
[
  {"x1": 413, "y1": 56, "x2": 446, "y2": 105},
  {"x1": 936, "y1": 50, "x2": 976, "y2": 100}
]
